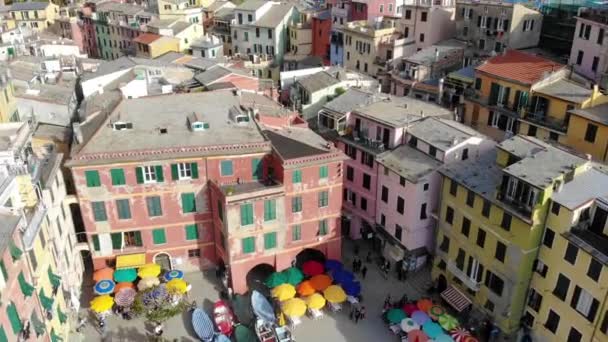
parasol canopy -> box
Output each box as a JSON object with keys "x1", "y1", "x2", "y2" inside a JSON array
[
  {"x1": 90, "y1": 295, "x2": 114, "y2": 313},
  {"x1": 215, "y1": 334, "x2": 231, "y2": 342},
  {"x1": 386, "y1": 308, "x2": 407, "y2": 324},
  {"x1": 412, "y1": 310, "x2": 430, "y2": 325},
  {"x1": 114, "y1": 268, "x2": 137, "y2": 283},
  {"x1": 434, "y1": 334, "x2": 455, "y2": 342},
  {"x1": 324, "y1": 259, "x2": 343, "y2": 273},
  {"x1": 282, "y1": 267, "x2": 304, "y2": 286},
  {"x1": 330, "y1": 269, "x2": 355, "y2": 285},
  {"x1": 138, "y1": 263, "x2": 161, "y2": 278},
  {"x1": 115, "y1": 282, "x2": 135, "y2": 293},
  {"x1": 439, "y1": 314, "x2": 459, "y2": 331},
  {"x1": 138, "y1": 276, "x2": 160, "y2": 291},
  {"x1": 305, "y1": 293, "x2": 326, "y2": 310},
  {"x1": 251, "y1": 290, "x2": 275, "y2": 323},
  {"x1": 302, "y1": 260, "x2": 324, "y2": 276},
  {"x1": 450, "y1": 327, "x2": 471, "y2": 342},
  {"x1": 400, "y1": 318, "x2": 420, "y2": 332},
  {"x1": 417, "y1": 298, "x2": 433, "y2": 313},
  {"x1": 114, "y1": 288, "x2": 136, "y2": 307},
  {"x1": 461, "y1": 336, "x2": 478, "y2": 342},
  {"x1": 310, "y1": 274, "x2": 332, "y2": 291},
  {"x1": 342, "y1": 281, "x2": 361, "y2": 297},
  {"x1": 271, "y1": 284, "x2": 296, "y2": 301},
  {"x1": 93, "y1": 268, "x2": 114, "y2": 282},
  {"x1": 166, "y1": 278, "x2": 188, "y2": 294},
  {"x1": 163, "y1": 270, "x2": 184, "y2": 281},
  {"x1": 281, "y1": 298, "x2": 307, "y2": 318},
  {"x1": 408, "y1": 329, "x2": 429, "y2": 342},
  {"x1": 423, "y1": 321, "x2": 443, "y2": 339},
  {"x1": 323, "y1": 285, "x2": 346, "y2": 303},
  {"x1": 429, "y1": 305, "x2": 447, "y2": 320},
  {"x1": 94, "y1": 279, "x2": 115, "y2": 295},
  {"x1": 265, "y1": 272, "x2": 288, "y2": 288},
  {"x1": 403, "y1": 303, "x2": 418, "y2": 316},
  {"x1": 297, "y1": 280, "x2": 316, "y2": 296},
  {"x1": 234, "y1": 324, "x2": 256, "y2": 342}
]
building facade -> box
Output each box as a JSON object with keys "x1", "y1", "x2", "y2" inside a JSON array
[{"x1": 569, "y1": 9, "x2": 608, "y2": 89}]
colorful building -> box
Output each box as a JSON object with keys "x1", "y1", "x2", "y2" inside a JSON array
[
  {"x1": 398, "y1": 0, "x2": 456, "y2": 54},
  {"x1": 565, "y1": 103, "x2": 608, "y2": 163},
  {"x1": 0, "y1": 72, "x2": 18, "y2": 123},
  {"x1": 147, "y1": 19, "x2": 205, "y2": 52},
  {"x1": 569, "y1": 8, "x2": 608, "y2": 89},
  {"x1": 6, "y1": 1, "x2": 59, "y2": 32},
  {"x1": 133, "y1": 33, "x2": 180, "y2": 58},
  {"x1": 432, "y1": 135, "x2": 590, "y2": 337}
]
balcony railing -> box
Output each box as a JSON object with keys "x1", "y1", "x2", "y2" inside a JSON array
[
  {"x1": 447, "y1": 260, "x2": 481, "y2": 291},
  {"x1": 521, "y1": 110, "x2": 568, "y2": 133}
]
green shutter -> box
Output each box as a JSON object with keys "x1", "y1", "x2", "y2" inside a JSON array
[
  {"x1": 181, "y1": 193, "x2": 196, "y2": 213},
  {"x1": 319, "y1": 165, "x2": 328, "y2": 179},
  {"x1": 146, "y1": 197, "x2": 162, "y2": 217},
  {"x1": 264, "y1": 232, "x2": 277, "y2": 249},
  {"x1": 292, "y1": 170, "x2": 302, "y2": 183},
  {"x1": 264, "y1": 199, "x2": 276, "y2": 221},
  {"x1": 6, "y1": 303, "x2": 22, "y2": 335},
  {"x1": 185, "y1": 224, "x2": 199, "y2": 240},
  {"x1": 39, "y1": 288, "x2": 54, "y2": 311},
  {"x1": 110, "y1": 168, "x2": 125, "y2": 186},
  {"x1": 489, "y1": 82, "x2": 500, "y2": 105},
  {"x1": 116, "y1": 199, "x2": 131, "y2": 219},
  {"x1": 240, "y1": 203, "x2": 254, "y2": 226},
  {"x1": 221, "y1": 160, "x2": 233, "y2": 176},
  {"x1": 292, "y1": 197, "x2": 302, "y2": 213},
  {"x1": 171, "y1": 164, "x2": 179, "y2": 180},
  {"x1": 134, "y1": 231, "x2": 143, "y2": 246},
  {"x1": 92, "y1": 202, "x2": 107, "y2": 221},
  {"x1": 85, "y1": 170, "x2": 101, "y2": 187},
  {"x1": 47, "y1": 266, "x2": 61, "y2": 288},
  {"x1": 318, "y1": 191, "x2": 328, "y2": 207},
  {"x1": 155, "y1": 165, "x2": 164, "y2": 182},
  {"x1": 31, "y1": 312, "x2": 45, "y2": 336},
  {"x1": 135, "y1": 167, "x2": 144, "y2": 184},
  {"x1": 152, "y1": 228, "x2": 167, "y2": 244},
  {"x1": 50, "y1": 329, "x2": 62, "y2": 342},
  {"x1": 0, "y1": 325, "x2": 7, "y2": 342},
  {"x1": 242, "y1": 237, "x2": 255, "y2": 254},
  {"x1": 292, "y1": 225, "x2": 301, "y2": 241},
  {"x1": 8, "y1": 241, "x2": 21, "y2": 261},
  {"x1": 92, "y1": 234, "x2": 100, "y2": 251},
  {"x1": 191, "y1": 162, "x2": 199, "y2": 179},
  {"x1": 319, "y1": 220, "x2": 328, "y2": 236},
  {"x1": 110, "y1": 233, "x2": 122, "y2": 249},
  {"x1": 18, "y1": 272, "x2": 34, "y2": 297},
  {"x1": 0, "y1": 260, "x2": 7, "y2": 282},
  {"x1": 57, "y1": 307, "x2": 67, "y2": 324},
  {"x1": 252, "y1": 159, "x2": 261, "y2": 179}
]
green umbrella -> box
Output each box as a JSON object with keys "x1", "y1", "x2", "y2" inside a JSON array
[
  {"x1": 386, "y1": 308, "x2": 407, "y2": 324},
  {"x1": 282, "y1": 267, "x2": 304, "y2": 286},
  {"x1": 114, "y1": 268, "x2": 137, "y2": 283},
  {"x1": 265, "y1": 272, "x2": 288, "y2": 288},
  {"x1": 234, "y1": 324, "x2": 256, "y2": 342}
]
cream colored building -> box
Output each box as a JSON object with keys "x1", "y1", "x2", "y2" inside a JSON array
[
  {"x1": 7, "y1": 1, "x2": 59, "y2": 31},
  {"x1": 147, "y1": 18, "x2": 205, "y2": 51}
]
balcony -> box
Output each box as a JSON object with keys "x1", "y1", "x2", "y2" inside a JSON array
[
  {"x1": 447, "y1": 260, "x2": 481, "y2": 291},
  {"x1": 341, "y1": 129, "x2": 387, "y2": 155},
  {"x1": 521, "y1": 110, "x2": 567, "y2": 133},
  {"x1": 219, "y1": 179, "x2": 284, "y2": 203}
]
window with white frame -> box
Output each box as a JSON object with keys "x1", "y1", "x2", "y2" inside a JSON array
[
  {"x1": 143, "y1": 166, "x2": 157, "y2": 183},
  {"x1": 466, "y1": 256, "x2": 481, "y2": 283},
  {"x1": 464, "y1": 8, "x2": 472, "y2": 20},
  {"x1": 574, "y1": 287, "x2": 594, "y2": 317},
  {"x1": 480, "y1": 16, "x2": 487, "y2": 28},
  {"x1": 178, "y1": 163, "x2": 192, "y2": 179},
  {"x1": 489, "y1": 111, "x2": 499, "y2": 127}
]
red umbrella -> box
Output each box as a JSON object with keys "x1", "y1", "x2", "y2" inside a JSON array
[
  {"x1": 450, "y1": 327, "x2": 471, "y2": 342},
  {"x1": 403, "y1": 303, "x2": 418, "y2": 316},
  {"x1": 408, "y1": 329, "x2": 429, "y2": 342},
  {"x1": 302, "y1": 261, "x2": 324, "y2": 276},
  {"x1": 462, "y1": 336, "x2": 478, "y2": 342}
]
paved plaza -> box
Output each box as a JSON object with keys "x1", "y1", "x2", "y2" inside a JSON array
[{"x1": 76, "y1": 240, "x2": 432, "y2": 341}]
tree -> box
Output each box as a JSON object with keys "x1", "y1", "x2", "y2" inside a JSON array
[{"x1": 131, "y1": 286, "x2": 189, "y2": 324}]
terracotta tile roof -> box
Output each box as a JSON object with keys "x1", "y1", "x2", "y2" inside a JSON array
[
  {"x1": 476, "y1": 50, "x2": 564, "y2": 85},
  {"x1": 133, "y1": 33, "x2": 161, "y2": 45}
]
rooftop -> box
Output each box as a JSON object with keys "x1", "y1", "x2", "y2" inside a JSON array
[
  {"x1": 322, "y1": 88, "x2": 377, "y2": 115},
  {"x1": 147, "y1": 19, "x2": 192, "y2": 35},
  {"x1": 96, "y1": 1, "x2": 146, "y2": 15},
  {"x1": 133, "y1": 33, "x2": 162, "y2": 45},
  {"x1": 0, "y1": 213, "x2": 20, "y2": 256},
  {"x1": 297, "y1": 70, "x2": 340, "y2": 93},
  {"x1": 33, "y1": 123, "x2": 71, "y2": 144},
  {"x1": 0, "y1": 122, "x2": 29, "y2": 152},
  {"x1": 81, "y1": 57, "x2": 137, "y2": 81},
  {"x1": 568, "y1": 103, "x2": 608, "y2": 126},
  {"x1": 447, "y1": 65, "x2": 476, "y2": 83},
  {"x1": 376, "y1": 144, "x2": 442, "y2": 183},
  {"x1": 404, "y1": 40, "x2": 465, "y2": 66},
  {"x1": 219, "y1": 179, "x2": 283, "y2": 198},
  {"x1": 255, "y1": 3, "x2": 294, "y2": 28},
  {"x1": 440, "y1": 148, "x2": 501, "y2": 200},
  {"x1": 264, "y1": 126, "x2": 332, "y2": 160},
  {"x1": 533, "y1": 78, "x2": 592, "y2": 104},
  {"x1": 10, "y1": 1, "x2": 50, "y2": 11},
  {"x1": 476, "y1": 50, "x2": 563, "y2": 85},
  {"x1": 407, "y1": 117, "x2": 484, "y2": 151},
  {"x1": 551, "y1": 167, "x2": 608, "y2": 210},
  {"x1": 354, "y1": 97, "x2": 453, "y2": 128},
  {"x1": 194, "y1": 65, "x2": 251, "y2": 86},
  {"x1": 236, "y1": 0, "x2": 268, "y2": 11}
]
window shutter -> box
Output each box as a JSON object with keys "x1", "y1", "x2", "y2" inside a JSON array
[
  {"x1": 181, "y1": 193, "x2": 196, "y2": 213},
  {"x1": 487, "y1": 111, "x2": 494, "y2": 126},
  {"x1": 135, "y1": 167, "x2": 144, "y2": 184},
  {"x1": 110, "y1": 233, "x2": 122, "y2": 249},
  {"x1": 92, "y1": 235, "x2": 100, "y2": 251},
  {"x1": 185, "y1": 224, "x2": 199, "y2": 240},
  {"x1": 191, "y1": 162, "x2": 199, "y2": 179},
  {"x1": 477, "y1": 15, "x2": 481, "y2": 27},
  {"x1": 110, "y1": 168, "x2": 125, "y2": 185},
  {"x1": 134, "y1": 231, "x2": 143, "y2": 246},
  {"x1": 252, "y1": 159, "x2": 261, "y2": 179},
  {"x1": 155, "y1": 165, "x2": 164, "y2": 182},
  {"x1": 85, "y1": 170, "x2": 100, "y2": 187},
  {"x1": 588, "y1": 298, "x2": 599, "y2": 321},
  {"x1": 489, "y1": 83, "x2": 499, "y2": 105},
  {"x1": 514, "y1": 90, "x2": 521, "y2": 110},
  {"x1": 171, "y1": 164, "x2": 179, "y2": 180}
]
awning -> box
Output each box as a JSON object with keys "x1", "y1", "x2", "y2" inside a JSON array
[
  {"x1": 6, "y1": 302, "x2": 22, "y2": 335},
  {"x1": 39, "y1": 288, "x2": 54, "y2": 311},
  {"x1": 384, "y1": 243, "x2": 405, "y2": 262},
  {"x1": 9, "y1": 241, "x2": 22, "y2": 261},
  {"x1": 441, "y1": 285, "x2": 472, "y2": 313},
  {"x1": 18, "y1": 272, "x2": 34, "y2": 297},
  {"x1": 48, "y1": 266, "x2": 61, "y2": 288},
  {"x1": 116, "y1": 253, "x2": 146, "y2": 269}
]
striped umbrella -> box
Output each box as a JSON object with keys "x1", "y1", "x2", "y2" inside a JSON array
[
  {"x1": 449, "y1": 327, "x2": 471, "y2": 342},
  {"x1": 429, "y1": 305, "x2": 446, "y2": 320},
  {"x1": 439, "y1": 314, "x2": 459, "y2": 331},
  {"x1": 115, "y1": 282, "x2": 135, "y2": 293},
  {"x1": 114, "y1": 288, "x2": 136, "y2": 307},
  {"x1": 94, "y1": 280, "x2": 116, "y2": 295},
  {"x1": 192, "y1": 308, "x2": 214, "y2": 341},
  {"x1": 163, "y1": 270, "x2": 184, "y2": 281}
]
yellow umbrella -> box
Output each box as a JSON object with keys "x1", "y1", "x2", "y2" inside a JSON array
[
  {"x1": 138, "y1": 276, "x2": 160, "y2": 291},
  {"x1": 138, "y1": 263, "x2": 161, "y2": 278},
  {"x1": 323, "y1": 285, "x2": 346, "y2": 303},
  {"x1": 90, "y1": 295, "x2": 114, "y2": 313},
  {"x1": 281, "y1": 298, "x2": 307, "y2": 318},
  {"x1": 306, "y1": 293, "x2": 326, "y2": 310},
  {"x1": 271, "y1": 284, "x2": 296, "y2": 301},
  {"x1": 166, "y1": 278, "x2": 188, "y2": 294}
]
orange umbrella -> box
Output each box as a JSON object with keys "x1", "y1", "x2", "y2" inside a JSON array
[
  {"x1": 310, "y1": 274, "x2": 332, "y2": 291},
  {"x1": 408, "y1": 329, "x2": 429, "y2": 342},
  {"x1": 93, "y1": 268, "x2": 114, "y2": 282},
  {"x1": 297, "y1": 280, "x2": 315, "y2": 296},
  {"x1": 115, "y1": 282, "x2": 135, "y2": 293},
  {"x1": 417, "y1": 298, "x2": 433, "y2": 313}
]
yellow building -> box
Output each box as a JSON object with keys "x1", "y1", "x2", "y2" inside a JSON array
[
  {"x1": 7, "y1": 1, "x2": 59, "y2": 31},
  {"x1": 146, "y1": 19, "x2": 205, "y2": 52},
  {"x1": 0, "y1": 74, "x2": 18, "y2": 123},
  {"x1": 523, "y1": 166, "x2": 608, "y2": 342},
  {"x1": 563, "y1": 103, "x2": 608, "y2": 163},
  {"x1": 157, "y1": 0, "x2": 214, "y2": 23},
  {"x1": 133, "y1": 32, "x2": 180, "y2": 58},
  {"x1": 433, "y1": 135, "x2": 590, "y2": 337}
]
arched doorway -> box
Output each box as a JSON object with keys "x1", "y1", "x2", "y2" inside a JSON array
[
  {"x1": 437, "y1": 274, "x2": 448, "y2": 293},
  {"x1": 246, "y1": 263, "x2": 275, "y2": 296},
  {"x1": 295, "y1": 248, "x2": 326, "y2": 268},
  {"x1": 154, "y1": 253, "x2": 172, "y2": 271}
]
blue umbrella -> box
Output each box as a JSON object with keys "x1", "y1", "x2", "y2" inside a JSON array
[
  {"x1": 215, "y1": 334, "x2": 231, "y2": 342},
  {"x1": 330, "y1": 269, "x2": 354, "y2": 285},
  {"x1": 94, "y1": 280, "x2": 116, "y2": 295},
  {"x1": 163, "y1": 270, "x2": 184, "y2": 281},
  {"x1": 342, "y1": 281, "x2": 361, "y2": 296},
  {"x1": 324, "y1": 259, "x2": 343, "y2": 273}
]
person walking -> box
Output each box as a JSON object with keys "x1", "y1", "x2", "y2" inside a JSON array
[
  {"x1": 361, "y1": 266, "x2": 368, "y2": 279},
  {"x1": 349, "y1": 307, "x2": 355, "y2": 321},
  {"x1": 354, "y1": 308, "x2": 361, "y2": 323},
  {"x1": 154, "y1": 322, "x2": 164, "y2": 337},
  {"x1": 360, "y1": 306, "x2": 366, "y2": 320}
]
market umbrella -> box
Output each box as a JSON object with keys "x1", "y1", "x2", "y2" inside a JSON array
[
  {"x1": 265, "y1": 272, "x2": 288, "y2": 288},
  {"x1": 163, "y1": 270, "x2": 184, "y2": 282},
  {"x1": 423, "y1": 321, "x2": 443, "y2": 339},
  {"x1": 386, "y1": 308, "x2": 407, "y2": 324},
  {"x1": 439, "y1": 314, "x2": 459, "y2": 331},
  {"x1": 114, "y1": 268, "x2": 137, "y2": 283},
  {"x1": 330, "y1": 269, "x2": 355, "y2": 285},
  {"x1": 324, "y1": 259, "x2": 343, "y2": 273},
  {"x1": 297, "y1": 280, "x2": 316, "y2": 296},
  {"x1": 449, "y1": 327, "x2": 471, "y2": 342},
  {"x1": 138, "y1": 264, "x2": 161, "y2": 278},
  {"x1": 271, "y1": 284, "x2": 296, "y2": 301},
  {"x1": 310, "y1": 274, "x2": 332, "y2": 291},
  {"x1": 417, "y1": 298, "x2": 433, "y2": 313},
  {"x1": 115, "y1": 282, "x2": 135, "y2": 293},
  {"x1": 93, "y1": 268, "x2": 114, "y2": 282},
  {"x1": 114, "y1": 288, "x2": 136, "y2": 307},
  {"x1": 403, "y1": 303, "x2": 418, "y2": 316},
  {"x1": 282, "y1": 267, "x2": 304, "y2": 286},
  {"x1": 166, "y1": 278, "x2": 188, "y2": 294},
  {"x1": 461, "y1": 336, "x2": 478, "y2": 342},
  {"x1": 138, "y1": 276, "x2": 160, "y2": 291},
  {"x1": 306, "y1": 293, "x2": 326, "y2": 310},
  {"x1": 412, "y1": 310, "x2": 430, "y2": 325},
  {"x1": 302, "y1": 260, "x2": 324, "y2": 276},
  {"x1": 434, "y1": 334, "x2": 455, "y2": 342},
  {"x1": 281, "y1": 298, "x2": 307, "y2": 318},
  {"x1": 342, "y1": 280, "x2": 361, "y2": 296},
  {"x1": 94, "y1": 280, "x2": 115, "y2": 295},
  {"x1": 429, "y1": 305, "x2": 446, "y2": 320},
  {"x1": 234, "y1": 324, "x2": 256, "y2": 342},
  {"x1": 90, "y1": 295, "x2": 114, "y2": 313},
  {"x1": 323, "y1": 285, "x2": 346, "y2": 303},
  {"x1": 408, "y1": 329, "x2": 429, "y2": 342},
  {"x1": 215, "y1": 334, "x2": 231, "y2": 342},
  {"x1": 400, "y1": 318, "x2": 420, "y2": 332}
]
